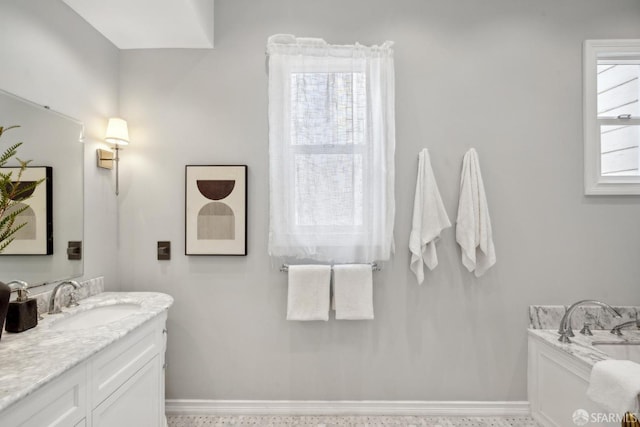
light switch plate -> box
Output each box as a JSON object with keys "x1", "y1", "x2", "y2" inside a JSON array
[
  {"x1": 67, "y1": 241, "x2": 82, "y2": 260},
  {"x1": 157, "y1": 241, "x2": 171, "y2": 260}
]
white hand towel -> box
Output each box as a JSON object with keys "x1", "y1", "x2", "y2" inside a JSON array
[
  {"x1": 455, "y1": 148, "x2": 496, "y2": 277},
  {"x1": 286, "y1": 265, "x2": 331, "y2": 321},
  {"x1": 587, "y1": 359, "x2": 640, "y2": 415},
  {"x1": 333, "y1": 264, "x2": 374, "y2": 320},
  {"x1": 409, "y1": 149, "x2": 451, "y2": 284}
]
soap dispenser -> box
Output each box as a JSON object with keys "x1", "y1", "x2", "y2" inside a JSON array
[{"x1": 5, "y1": 281, "x2": 38, "y2": 333}]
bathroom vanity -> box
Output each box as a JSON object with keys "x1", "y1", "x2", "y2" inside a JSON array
[
  {"x1": 528, "y1": 305, "x2": 640, "y2": 427},
  {"x1": 0, "y1": 292, "x2": 173, "y2": 427}
]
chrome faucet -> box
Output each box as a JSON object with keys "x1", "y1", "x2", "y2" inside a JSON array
[
  {"x1": 610, "y1": 316, "x2": 640, "y2": 336},
  {"x1": 48, "y1": 280, "x2": 81, "y2": 314},
  {"x1": 558, "y1": 300, "x2": 622, "y2": 343}
]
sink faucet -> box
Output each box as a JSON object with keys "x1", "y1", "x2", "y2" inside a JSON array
[
  {"x1": 48, "y1": 280, "x2": 81, "y2": 314},
  {"x1": 558, "y1": 300, "x2": 622, "y2": 343}
]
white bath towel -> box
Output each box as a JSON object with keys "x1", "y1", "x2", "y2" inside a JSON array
[
  {"x1": 409, "y1": 149, "x2": 451, "y2": 284},
  {"x1": 286, "y1": 265, "x2": 331, "y2": 321},
  {"x1": 333, "y1": 264, "x2": 374, "y2": 320},
  {"x1": 587, "y1": 359, "x2": 640, "y2": 415},
  {"x1": 455, "y1": 148, "x2": 496, "y2": 277}
]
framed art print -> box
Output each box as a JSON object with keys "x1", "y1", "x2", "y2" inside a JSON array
[
  {"x1": 185, "y1": 165, "x2": 247, "y2": 255},
  {"x1": 1, "y1": 166, "x2": 53, "y2": 255}
]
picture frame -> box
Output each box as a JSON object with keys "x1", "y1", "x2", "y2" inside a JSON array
[
  {"x1": 185, "y1": 165, "x2": 247, "y2": 256},
  {"x1": 1, "y1": 166, "x2": 53, "y2": 255}
]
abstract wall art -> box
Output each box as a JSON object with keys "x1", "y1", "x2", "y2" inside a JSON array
[
  {"x1": 185, "y1": 165, "x2": 247, "y2": 255},
  {"x1": 0, "y1": 166, "x2": 53, "y2": 255}
]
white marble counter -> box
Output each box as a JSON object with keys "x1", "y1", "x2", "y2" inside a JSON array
[
  {"x1": 528, "y1": 328, "x2": 640, "y2": 368},
  {"x1": 0, "y1": 291, "x2": 173, "y2": 413}
]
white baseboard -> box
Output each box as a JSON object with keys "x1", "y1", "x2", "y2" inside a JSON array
[{"x1": 165, "y1": 400, "x2": 531, "y2": 417}]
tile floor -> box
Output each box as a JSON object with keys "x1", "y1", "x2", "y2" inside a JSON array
[{"x1": 167, "y1": 415, "x2": 541, "y2": 427}]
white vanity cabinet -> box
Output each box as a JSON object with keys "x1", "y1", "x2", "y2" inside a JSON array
[{"x1": 0, "y1": 311, "x2": 168, "y2": 427}]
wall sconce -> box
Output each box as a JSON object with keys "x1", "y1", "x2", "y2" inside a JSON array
[{"x1": 97, "y1": 117, "x2": 129, "y2": 195}]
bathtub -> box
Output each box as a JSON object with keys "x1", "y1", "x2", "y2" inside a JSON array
[
  {"x1": 593, "y1": 341, "x2": 640, "y2": 364},
  {"x1": 528, "y1": 305, "x2": 640, "y2": 427}
]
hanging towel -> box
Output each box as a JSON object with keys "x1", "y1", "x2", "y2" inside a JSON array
[
  {"x1": 409, "y1": 149, "x2": 451, "y2": 284},
  {"x1": 587, "y1": 359, "x2": 640, "y2": 415},
  {"x1": 333, "y1": 264, "x2": 374, "y2": 320},
  {"x1": 286, "y1": 265, "x2": 331, "y2": 321},
  {"x1": 456, "y1": 148, "x2": 496, "y2": 277}
]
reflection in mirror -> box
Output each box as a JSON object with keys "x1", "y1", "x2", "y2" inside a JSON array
[{"x1": 0, "y1": 89, "x2": 84, "y2": 287}]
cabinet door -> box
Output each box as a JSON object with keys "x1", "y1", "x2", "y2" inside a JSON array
[
  {"x1": 91, "y1": 320, "x2": 159, "y2": 407},
  {"x1": 0, "y1": 364, "x2": 86, "y2": 427},
  {"x1": 91, "y1": 356, "x2": 161, "y2": 427}
]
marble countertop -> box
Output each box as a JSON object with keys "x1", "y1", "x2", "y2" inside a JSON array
[
  {"x1": 0, "y1": 292, "x2": 173, "y2": 413},
  {"x1": 528, "y1": 328, "x2": 640, "y2": 368}
]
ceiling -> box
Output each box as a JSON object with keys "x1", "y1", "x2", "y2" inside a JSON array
[{"x1": 61, "y1": 0, "x2": 214, "y2": 49}]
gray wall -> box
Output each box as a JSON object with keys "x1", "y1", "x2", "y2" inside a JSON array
[
  {"x1": 0, "y1": 0, "x2": 120, "y2": 291},
  {"x1": 118, "y1": 0, "x2": 640, "y2": 401},
  {"x1": 15, "y1": 0, "x2": 632, "y2": 402}
]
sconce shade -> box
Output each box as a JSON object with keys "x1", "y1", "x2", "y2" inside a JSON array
[{"x1": 104, "y1": 118, "x2": 129, "y2": 146}]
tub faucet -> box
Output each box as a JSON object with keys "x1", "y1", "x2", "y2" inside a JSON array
[
  {"x1": 48, "y1": 280, "x2": 81, "y2": 314},
  {"x1": 610, "y1": 315, "x2": 640, "y2": 336},
  {"x1": 558, "y1": 300, "x2": 622, "y2": 343}
]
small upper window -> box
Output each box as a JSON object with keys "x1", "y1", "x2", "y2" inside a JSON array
[{"x1": 584, "y1": 40, "x2": 640, "y2": 195}]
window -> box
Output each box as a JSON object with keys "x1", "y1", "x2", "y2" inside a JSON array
[
  {"x1": 267, "y1": 35, "x2": 395, "y2": 262},
  {"x1": 584, "y1": 40, "x2": 640, "y2": 195},
  {"x1": 290, "y1": 71, "x2": 366, "y2": 228}
]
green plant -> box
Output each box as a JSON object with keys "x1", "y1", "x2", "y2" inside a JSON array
[{"x1": 0, "y1": 125, "x2": 42, "y2": 253}]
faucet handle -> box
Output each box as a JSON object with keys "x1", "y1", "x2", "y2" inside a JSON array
[
  {"x1": 558, "y1": 332, "x2": 572, "y2": 343},
  {"x1": 611, "y1": 326, "x2": 624, "y2": 336},
  {"x1": 580, "y1": 323, "x2": 593, "y2": 336},
  {"x1": 68, "y1": 291, "x2": 79, "y2": 307}
]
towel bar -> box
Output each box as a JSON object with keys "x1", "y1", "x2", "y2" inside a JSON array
[{"x1": 280, "y1": 263, "x2": 380, "y2": 272}]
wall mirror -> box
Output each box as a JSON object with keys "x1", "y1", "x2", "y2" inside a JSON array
[
  {"x1": 584, "y1": 39, "x2": 640, "y2": 195},
  {"x1": 0, "y1": 89, "x2": 84, "y2": 287}
]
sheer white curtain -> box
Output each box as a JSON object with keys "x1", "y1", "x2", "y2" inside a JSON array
[{"x1": 267, "y1": 34, "x2": 395, "y2": 263}]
